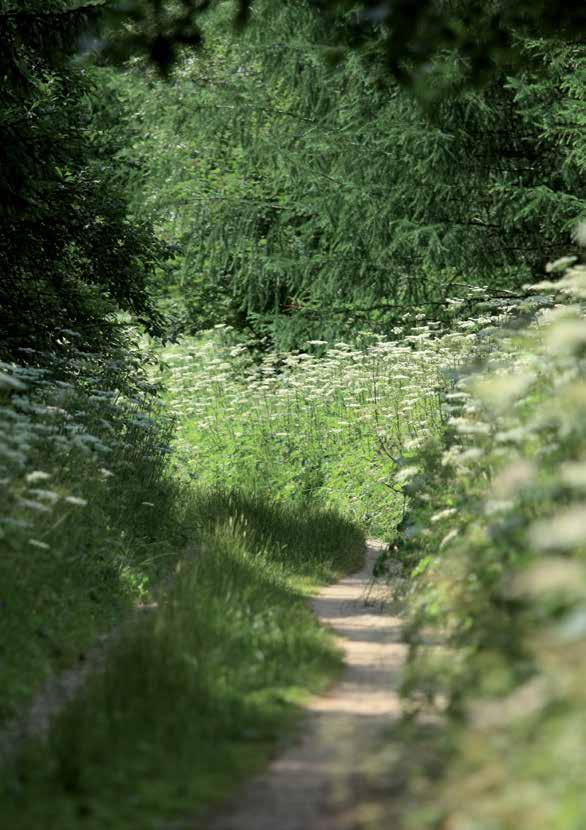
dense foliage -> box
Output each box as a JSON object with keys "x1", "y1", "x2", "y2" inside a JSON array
[
  {"x1": 0, "y1": 329, "x2": 182, "y2": 721},
  {"x1": 0, "y1": 0, "x2": 173, "y2": 724},
  {"x1": 111, "y1": 1, "x2": 586, "y2": 347},
  {"x1": 4, "y1": 1, "x2": 586, "y2": 828},
  {"x1": 160, "y1": 259, "x2": 586, "y2": 828},
  {"x1": 395, "y1": 260, "x2": 586, "y2": 828},
  {"x1": 0, "y1": 0, "x2": 165, "y2": 358},
  {"x1": 100, "y1": 0, "x2": 586, "y2": 89},
  {"x1": 163, "y1": 326, "x2": 447, "y2": 536}
]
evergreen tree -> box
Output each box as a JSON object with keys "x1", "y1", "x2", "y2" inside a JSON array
[
  {"x1": 0, "y1": 0, "x2": 165, "y2": 359},
  {"x1": 112, "y1": 1, "x2": 586, "y2": 346}
]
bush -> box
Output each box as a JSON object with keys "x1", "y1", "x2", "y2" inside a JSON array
[
  {"x1": 0, "y1": 326, "x2": 180, "y2": 720},
  {"x1": 393, "y1": 259, "x2": 586, "y2": 829}
]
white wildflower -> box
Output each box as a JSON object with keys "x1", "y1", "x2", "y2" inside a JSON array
[
  {"x1": 495, "y1": 427, "x2": 530, "y2": 445},
  {"x1": 18, "y1": 498, "x2": 52, "y2": 513},
  {"x1": 25, "y1": 470, "x2": 51, "y2": 484},
  {"x1": 572, "y1": 221, "x2": 586, "y2": 248},
  {"x1": 29, "y1": 489, "x2": 60, "y2": 504},
  {"x1": 449, "y1": 417, "x2": 491, "y2": 436},
  {"x1": 530, "y1": 505, "x2": 586, "y2": 551},
  {"x1": 459, "y1": 448, "x2": 485, "y2": 463},
  {"x1": 484, "y1": 499, "x2": 514, "y2": 516},
  {"x1": 440, "y1": 529, "x2": 459, "y2": 549},
  {"x1": 474, "y1": 371, "x2": 535, "y2": 413},
  {"x1": 431, "y1": 508, "x2": 457, "y2": 523},
  {"x1": 491, "y1": 460, "x2": 536, "y2": 499},
  {"x1": 560, "y1": 461, "x2": 586, "y2": 490},
  {"x1": 394, "y1": 466, "x2": 420, "y2": 484},
  {"x1": 545, "y1": 256, "x2": 578, "y2": 274},
  {"x1": 545, "y1": 318, "x2": 586, "y2": 356},
  {"x1": 403, "y1": 437, "x2": 425, "y2": 450},
  {"x1": 515, "y1": 558, "x2": 585, "y2": 597},
  {"x1": 557, "y1": 266, "x2": 586, "y2": 299},
  {"x1": 0, "y1": 372, "x2": 27, "y2": 391}
]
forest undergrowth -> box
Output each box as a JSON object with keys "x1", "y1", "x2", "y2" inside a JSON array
[
  {"x1": 0, "y1": 328, "x2": 179, "y2": 722},
  {"x1": 0, "y1": 319, "x2": 364, "y2": 830},
  {"x1": 162, "y1": 256, "x2": 586, "y2": 829},
  {"x1": 4, "y1": 257, "x2": 586, "y2": 828}
]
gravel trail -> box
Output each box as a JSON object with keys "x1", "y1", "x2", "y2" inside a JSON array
[{"x1": 207, "y1": 539, "x2": 406, "y2": 830}]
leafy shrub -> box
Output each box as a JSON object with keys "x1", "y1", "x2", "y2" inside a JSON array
[
  {"x1": 0, "y1": 327, "x2": 180, "y2": 720},
  {"x1": 393, "y1": 258, "x2": 586, "y2": 829},
  {"x1": 0, "y1": 2, "x2": 165, "y2": 360}
]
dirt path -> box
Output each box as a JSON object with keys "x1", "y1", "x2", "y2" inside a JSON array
[{"x1": 207, "y1": 539, "x2": 407, "y2": 830}]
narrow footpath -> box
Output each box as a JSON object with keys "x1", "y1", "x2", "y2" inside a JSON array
[{"x1": 207, "y1": 540, "x2": 407, "y2": 830}]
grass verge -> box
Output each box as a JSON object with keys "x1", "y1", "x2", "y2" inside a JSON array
[
  {"x1": 0, "y1": 339, "x2": 180, "y2": 724},
  {"x1": 2, "y1": 489, "x2": 364, "y2": 829}
]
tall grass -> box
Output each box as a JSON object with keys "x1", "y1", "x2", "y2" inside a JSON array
[
  {"x1": 2, "y1": 491, "x2": 364, "y2": 829},
  {"x1": 163, "y1": 323, "x2": 479, "y2": 537}
]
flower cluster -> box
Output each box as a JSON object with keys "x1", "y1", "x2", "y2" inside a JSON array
[
  {"x1": 396, "y1": 263, "x2": 586, "y2": 829},
  {"x1": 0, "y1": 328, "x2": 176, "y2": 719}
]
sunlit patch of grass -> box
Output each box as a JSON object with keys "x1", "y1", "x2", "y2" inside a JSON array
[
  {"x1": 162, "y1": 326, "x2": 475, "y2": 539},
  {"x1": 1, "y1": 491, "x2": 364, "y2": 829}
]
